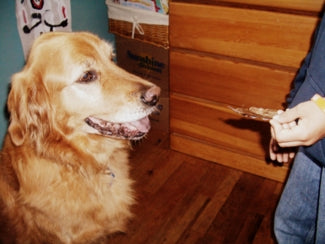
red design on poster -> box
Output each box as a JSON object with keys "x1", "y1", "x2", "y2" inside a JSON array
[{"x1": 30, "y1": 0, "x2": 44, "y2": 10}]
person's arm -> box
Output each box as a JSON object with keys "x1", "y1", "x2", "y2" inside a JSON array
[{"x1": 286, "y1": 52, "x2": 312, "y2": 106}]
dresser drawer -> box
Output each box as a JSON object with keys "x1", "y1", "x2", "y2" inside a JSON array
[
  {"x1": 170, "y1": 132, "x2": 289, "y2": 182},
  {"x1": 170, "y1": 93, "x2": 271, "y2": 158},
  {"x1": 170, "y1": 2, "x2": 319, "y2": 68},
  {"x1": 172, "y1": 0, "x2": 324, "y2": 13},
  {"x1": 170, "y1": 50, "x2": 295, "y2": 108}
]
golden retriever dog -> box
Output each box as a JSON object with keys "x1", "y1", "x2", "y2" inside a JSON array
[{"x1": 0, "y1": 32, "x2": 160, "y2": 243}]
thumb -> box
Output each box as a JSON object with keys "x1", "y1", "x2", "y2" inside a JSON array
[{"x1": 273, "y1": 107, "x2": 300, "y2": 124}]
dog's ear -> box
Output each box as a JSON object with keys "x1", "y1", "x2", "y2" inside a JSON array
[
  {"x1": 8, "y1": 73, "x2": 27, "y2": 146},
  {"x1": 8, "y1": 71, "x2": 51, "y2": 146}
]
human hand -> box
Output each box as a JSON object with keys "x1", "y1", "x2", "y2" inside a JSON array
[{"x1": 270, "y1": 97, "x2": 325, "y2": 148}]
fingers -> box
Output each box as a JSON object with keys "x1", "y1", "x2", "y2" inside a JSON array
[
  {"x1": 270, "y1": 109, "x2": 300, "y2": 147},
  {"x1": 269, "y1": 138, "x2": 296, "y2": 164},
  {"x1": 269, "y1": 138, "x2": 295, "y2": 163},
  {"x1": 269, "y1": 139, "x2": 277, "y2": 161},
  {"x1": 269, "y1": 115, "x2": 297, "y2": 163},
  {"x1": 273, "y1": 107, "x2": 300, "y2": 124},
  {"x1": 289, "y1": 151, "x2": 296, "y2": 159},
  {"x1": 276, "y1": 139, "x2": 305, "y2": 148}
]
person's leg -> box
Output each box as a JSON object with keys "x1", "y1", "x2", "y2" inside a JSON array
[
  {"x1": 316, "y1": 167, "x2": 325, "y2": 243},
  {"x1": 274, "y1": 150, "x2": 321, "y2": 244}
]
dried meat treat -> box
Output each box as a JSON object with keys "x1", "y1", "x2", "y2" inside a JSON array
[
  {"x1": 248, "y1": 107, "x2": 278, "y2": 120},
  {"x1": 228, "y1": 106, "x2": 279, "y2": 121}
]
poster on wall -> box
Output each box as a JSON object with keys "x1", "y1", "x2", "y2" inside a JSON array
[{"x1": 16, "y1": 0, "x2": 72, "y2": 60}]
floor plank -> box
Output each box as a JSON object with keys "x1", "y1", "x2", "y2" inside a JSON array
[{"x1": 107, "y1": 129, "x2": 283, "y2": 243}]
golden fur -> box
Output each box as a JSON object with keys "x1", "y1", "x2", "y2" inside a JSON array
[{"x1": 0, "y1": 32, "x2": 160, "y2": 243}]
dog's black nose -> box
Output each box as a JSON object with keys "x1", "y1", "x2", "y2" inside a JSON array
[{"x1": 141, "y1": 85, "x2": 161, "y2": 106}]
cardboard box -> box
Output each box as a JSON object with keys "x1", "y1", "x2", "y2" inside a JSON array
[
  {"x1": 115, "y1": 36, "x2": 169, "y2": 96},
  {"x1": 115, "y1": 36, "x2": 169, "y2": 132}
]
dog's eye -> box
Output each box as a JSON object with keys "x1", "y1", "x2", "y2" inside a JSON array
[{"x1": 78, "y1": 70, "x2": 97, "y2": 83}]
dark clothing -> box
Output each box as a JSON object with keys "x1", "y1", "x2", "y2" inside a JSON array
[
  {"x1": 274, "y1": 12, "x2": 325, "y2": 244},
  {"x1": 287, "y1": 15, "x2": 325, "y2": 166}
]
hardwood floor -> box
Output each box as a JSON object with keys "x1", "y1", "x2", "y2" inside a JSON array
[{"x1": 107, "y1": 129, "x2": 284, "y2": 244}]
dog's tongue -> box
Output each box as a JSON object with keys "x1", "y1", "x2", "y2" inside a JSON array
[{"x1": 125, "y1": 116, "x2": 150, "y2": 133}]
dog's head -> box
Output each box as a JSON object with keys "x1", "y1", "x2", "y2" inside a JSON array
[{"x1": 7, "y1": 32, "x2": 160, "y2": 148}]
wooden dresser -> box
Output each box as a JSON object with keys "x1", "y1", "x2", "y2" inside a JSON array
[{"x1": 169, "y1": 0, "x2": 324, "y2": 182}]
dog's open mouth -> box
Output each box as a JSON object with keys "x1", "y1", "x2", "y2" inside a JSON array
[{"x1": 85, "y1": 116, "x2": 151, "y2": 140}]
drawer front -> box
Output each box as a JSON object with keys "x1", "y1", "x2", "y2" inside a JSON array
[
  {"x1": 170, "y1": 50, "x2": 295, "y2": 108},
  {"x1": 171, "y1": 0, "x2": 324, "y2": 13},
  {"x1": 170, "y1": 2, "x2": 319, "y2": 68},
  {"x1": 170, "y1": 93, "x2": 271, "y2": 158},
  {"x1": 170, "y1": 133, "x2": 289, "y2": 182}
]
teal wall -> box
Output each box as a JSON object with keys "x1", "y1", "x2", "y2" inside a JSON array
[{"x1": 0, "y1": 1, "x2": 115, "y2": 146}]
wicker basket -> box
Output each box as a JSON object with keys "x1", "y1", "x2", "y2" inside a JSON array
[
  {"x1": 106, "y1": 1, "x2": 169, "y2": 49},
  {"x1": 109, "y1": 19, "x2": 168, "y2": 49}
]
